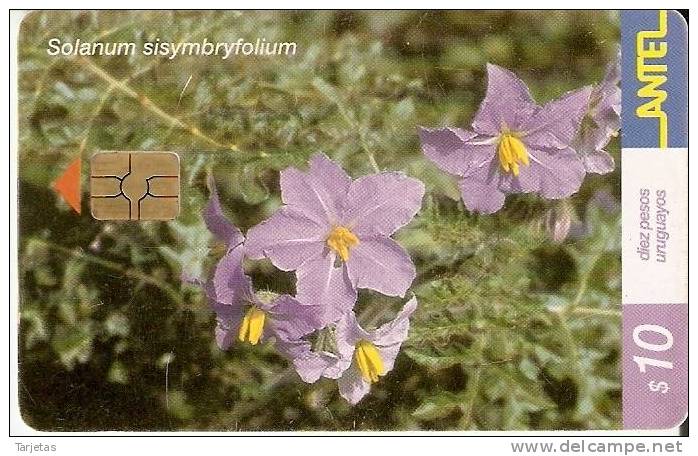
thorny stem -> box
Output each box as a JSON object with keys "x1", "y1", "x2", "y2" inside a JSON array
[
  {"x1": 563, "y1": 216, "x2": 621, "y2": 319},
  {"x1": 460, "y1": 330, "x2": 486, "y2": 428},
  {"x1": 553, "y1": 306, "x2": 621, "y2": 318},
  {"x1": 365, "y1": 149, "x2": 381, "y2": 173},
  {"x1": 563, "y1": 255, "x2": 598, "y2": 319},
  {"x1": 458, "y1": 298, "x2": 486, "y2": 429},
  {"x1": 77, "y1": 57, "x2": 240, "y2": 152}
]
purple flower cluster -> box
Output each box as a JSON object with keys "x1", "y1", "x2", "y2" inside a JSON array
[
  {"x1": 196, "y1": 156, "x2": 424, "y2": 404},
  {"x1": 419, "y1": 59, "x2": 620, "y2": 214},
  {"x1": 192, "y1": 59, "x2": 620, "y2": 406}
]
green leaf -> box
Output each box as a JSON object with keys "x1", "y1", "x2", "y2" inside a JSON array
[
  {"x1": 51, "y1": 325, "x2": 94, "y2": 370},
  {"x1": 412, "y1": 392, "x2": 464, "y2": 420},
  {"x1": 404, "y1": 349, "x2": 464, "y2": 370}
]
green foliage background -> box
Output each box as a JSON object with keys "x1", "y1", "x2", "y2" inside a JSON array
[{"x1": 18, "y1": 10, "x2": 621, "y2": 431}]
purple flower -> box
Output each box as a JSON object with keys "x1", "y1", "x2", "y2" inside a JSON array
[
  {"x1": 335, "y1": 297, "x2": 417, "y2": 404},
  {"x1": 574, "y1": 53, "x2": 621, "y2": 174},
  {"x1": 195, "y1": 182, "x2": 320, "y2": 349},
  {"x1": 246, "y1": 154, "x2": 424, "y2": 325},
  {"x1": 277, "y1": 296, "x2": 417, "y2": 404},
  {"x1": 275, "y1": 329, "x2": 351, "y2": 384},
  {"x1": 418, "y1": 63, "x2": 592, "y2": 214}
]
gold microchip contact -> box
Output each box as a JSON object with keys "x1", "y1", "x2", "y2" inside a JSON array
[{"x1": 90, "y1": 152, "x2": 180, "y2": 221}]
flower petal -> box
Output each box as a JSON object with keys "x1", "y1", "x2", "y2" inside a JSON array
[
  {"x1": 376, "y1": 343, "x2": 402, "y2": 373},
  {"x1": 457, "y1": 158, "x2": 506, "y2": 214},
  {"x1": 371, "y1": 296, "x2": 418, "y2": 372},
  {"x1": 471, "y1": 63, "x2": 538, "y2": 135},
  {"x1": 582, "y1": 149, "x2": 615, "y2": 175},
  {"x1": 296, "y1": 252, "x2": 357, "y2": 325},
  {"x1": 343, "y1": 172, "x2": 425, "y2": 237},
  {"x1": 277, "y1": 336, "x2": 347, "y2": 382},
  {"x1": 214, "y1": 315, "x2": 244, "y2": 350},
  {"x1": 459, "y1": 178, "x2": 506, "y2": 214},
  {"x1": 337, "y1": 366, "x2": 371, "y2": 405},
  {"x1": 582, "y1": 88, "x2": 620, "y2": 151},
  {"x1": 373, "y1": 296, "x2": 418, "y2": 347},
  {"x1": 267, "y1": 294, "x2": 323, "y2": 339},
  {"x1": 280, "y1": 153, "x2": 351, "y2": 225},
  {"x1": 334, "y1": 311, "x2": 370, "y2": 360},
  {"x1": 182, "y1": 268, "x2": 244, "y2": 350},
  {"x1": 595, "y1": 88, "x2": 621, "y2": 130},
  {"x1": 592, "y1": 107, "x2": 621, "y2": 151},
  {"x1": 211, "y1": 243, "x2": 255, "y2": 309},
  {"x1": 522, "y1": 86, "x2": 593, "y2": 149},
  {"x1": 203, "y1": 178, "x2": 244, "y2": 247},
  {"x1": 346, "y1": 237, "x2": 416, "y2": 297},
  {"x1": 208, "y1": 245, "x2": 253, "y2": 350},
  {"x1": 573, "y1": 82, "x2": 619, "y2": 175},
  {"x1": 511, "y1": 147, "x2": 586, "y2": 199},
  {"x1": 418, "y1": 126, "x2": 497, "y2": 177},
  {"x1": 245, "y1": 206, "x2": 327, "y2": 271},
  {"x1": 215, "y1": 325, "x2": 235, "y2": 350},
  {"x1": 295, "y1": 353, "x2": 344, "y2": 383}
]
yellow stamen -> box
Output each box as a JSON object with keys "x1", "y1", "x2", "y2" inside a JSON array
[
  {"x1": 326, "y1": 226, "x2": 359, "y2": 262},
  {"x1": 497, "y1": 133, "x2": 529, "y2": 177},
  {"x1": 238, "y1": 307, "x2": 266, "y2": 345},
  {"x1": 354, "y1": 340, "x2": 384, "y2": 383}
]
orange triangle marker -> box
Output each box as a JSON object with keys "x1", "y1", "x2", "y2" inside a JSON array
[{"x1": 52, "y1": 157, "x2": 82, "y2": 214}]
